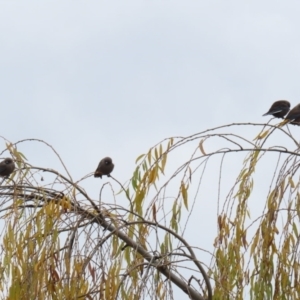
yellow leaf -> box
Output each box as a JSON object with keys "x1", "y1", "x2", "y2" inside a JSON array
[
  {"x1": 161, "y1": 154, "x2": 167, "y2": 173},
  {"x1": 147, "y1": 151, "x2": 152, "y2": 165},
  {"x1": 34, "y1": 262, "x2": 40, "y2": 272},
  {"x1": 134, "y1": 189, "x2": 145, "y2": 213},
  {"x1": 148, "y1": 167, "x2": 157, "y2": 184},
  {"x1": 135, "y1": 154, "x2": 145, "y2": 164},
  {"x1": 250, "y1": 232, "x2": 259, "y2": 256},
  {"x1": 154, "y1": 147, "x2": 158, "y2": 159},
  {"x1": 112, "y1": 235, "x2": 118, "y2": 257},
  {"x1": 289, "y1": 176, "x2": 295, "y2": 188},
  {"x1": 253, "y1": 130, "x2": 269, "y2": 140},
  {"x1": 278, "y1": 119, "x2": 289, "y2": 127}
]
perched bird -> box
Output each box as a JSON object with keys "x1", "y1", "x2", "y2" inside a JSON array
[
  {"x1": 0, "y1": 158, "x2": 15, "y2": 177},
  {"x1": 94, "y1": 157, "x2": 114, "y2": 179},
  {"x1": 262, "y1": 100, "x2": 290, "y2": 118},
  {"x1": 285, "y1": 103, "x2": 300, "y2": 125}
]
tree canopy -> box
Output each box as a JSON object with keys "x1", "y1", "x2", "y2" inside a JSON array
[{"x1": 0, "y1": 121, "x2": 299, "y2": 299}]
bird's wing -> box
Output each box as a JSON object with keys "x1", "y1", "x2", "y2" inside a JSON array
[{"x1": 263, "y1": 107, "x2": 286, "y2": 116}]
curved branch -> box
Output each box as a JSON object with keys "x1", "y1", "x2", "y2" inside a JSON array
[
  {"x1": 29, "y1": 167, "x2": 100, "y2": 214},
  {"x1": 81, "y1": 215, "x2": 211, "y2": 300}
]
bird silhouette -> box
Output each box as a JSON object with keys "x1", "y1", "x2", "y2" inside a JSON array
[
  {"x1": 94, "y1": 157, "x2": 114, "y2": 179},
  {"x1": 285, "y1": 103, "x2": 300, "y2": 125},
  {"x1": 0, "y1": 158, "x2": 15, "y2": 177},
  {"x1": 262, "y1": 100, "x2": 290, "y2": 118}
]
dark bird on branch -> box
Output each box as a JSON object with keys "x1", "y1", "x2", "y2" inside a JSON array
[
  {"x1": 262, "y1": 100, "x2": 290, "y2": 118},
  {"x1": 285, "y1": 103, "x2": 300, "y2": 125},
  {"x1": 94, "y1": 157, "x2": 114, "y2": 179},
  {"x1": 0, "y1": 158, "x2": 15, "y2": 177}
]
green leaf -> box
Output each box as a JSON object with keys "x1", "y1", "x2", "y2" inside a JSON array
[
  {"x1": 293, "y1": 222, "x2": 298, "y2": 237},
  {"x1": 134, "y1": 189, "x2": 145, "y2": 214},
  {"x1": 181, "y1": 182, "x2": 188, "y2": 210},
  {"x1": 17, "y1": 151, "x2": 27, "y2": 160}
]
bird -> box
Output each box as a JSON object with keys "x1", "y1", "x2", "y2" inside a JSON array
[
  {"x1": 285, "y1": 103, "x2": 300, "y2": 125},
  {"x1": 262, "y1": 100, "x2": 290, "y2": 118},
  {"x1": 94, "y1": 157, "x2": 114, "y2": 179},
  {"x1": 0, "y1": 158, "x2": 15, "y2": 177}
]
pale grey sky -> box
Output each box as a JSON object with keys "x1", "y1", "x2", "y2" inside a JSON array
[{"x1": 1, "y1": 1, "x2": 300, "y2": 298}]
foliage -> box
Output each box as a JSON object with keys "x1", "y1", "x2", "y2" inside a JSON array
[{"x1": 0, "y1": 122, "x2": 300, "y2": 299}]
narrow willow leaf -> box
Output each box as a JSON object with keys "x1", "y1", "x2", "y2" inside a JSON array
[
  {"x1": 250, "y1": 150, "x2": 259, "y2": 169},
  {"x1": 241, "y1": 170, "x2": 249, "y2": 181},
  {"x1": 172, "y1": 201, "x2": 177, "y2": 215},
  {"x1": 124, "y1": 247, "x2": 131, "y2": 264},
  {"x1": 289, "y1": 176, "x2": 295, "y2": 188},
  {"x1": 253, "y1": 130, "x2": 269, "y2": 140},
  {"x1": 238, "y1": 168, "x2": 247, "y2": 181},
  {"x1": 177, "y1": 204, "x2": 182, "y2": 223},
  {"x1": 154, "y1": 147, "x2": 158, "y2": 160},
  {"x1": 159, "y1": 144, "x2": 163, "y2": 156},
  {"x1": 147, "y1": 151, "x2": 152, "y2": 165},
  {"x1": 164, "y1": 234, "x2": 170, "y2": 253},
  {"x1": 148, "y1": 167, "x2": 157, "y2": 184},
  {"x1": 250, "y1": 232, "x2": 259, "y2": 256},
  {"x1": 171, "y1": 215, "x2": 178, "y2": 232},
  {"x1": 188, "y1": 166, "x2": 192, "y2": 182},
  {"x1": 132, "y1": 178, "x2": 137, "y2": 190},
  {"x1": 17, "y1": 151, "x2": 27, "y2": 160},
  {"x1": 135, "y1": 154, "x2": 145, "y2": 164},
  {"x1": 293, "y1": 222, "x2": 298, "y2": 237},
  {"x1": 125, "y1": 188, "x2": 131, "y2": 200},
  {"x1": 267, "y1": 189, "x2": 276, "y2": 208},
  {"x1": 134, "y1": 189, "x2": 145, "y2": 214},
  {"x1": 152, "y1": 203, "x2": 157, "y2": 222},
  {"x1": 171, "y1": 202, "x2": 178, "y2": 231},
  {"x1": 160, "y1": 242, "x2": 165, "y2": 254},
  {"x1": 161, "y1": 154, "x2": 167, "y2": 174},
  {"x1": 5, "y1": 143, "x2": 13, "y2": 151},
  {"x1": 242, "y1": 231, "x2": 248, "y2": 248},
  {"x1": 112, "y1": 235, "x2": 118, "y2": 257},
  {"x1": 181, "y1": 182, "x2": 188, "y2": 210},
  {"x1": 142, "y1": 161, "x2": 148, "y2": 172},
  {"x1": 199, "y1": 139, "x2": 206, "y2": 155},
  {"x1": 156, "y1": 282, "x2": 163, "y2": 296},
  {"x1": 105, "y1": 273, "x2": 112, "y2": 299},
  {"x1": 278, "y1": 119, "x2": 289, "y2": 127},
  {"x1": 218, "y1": 215, "x2": 223, "y2": 231}
]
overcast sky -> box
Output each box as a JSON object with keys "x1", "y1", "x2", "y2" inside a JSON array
[{"x1": 1, "y1": 1, "x2": 300, "y2": 297}]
